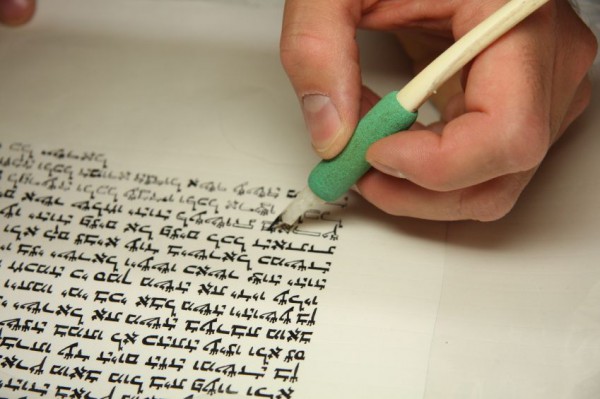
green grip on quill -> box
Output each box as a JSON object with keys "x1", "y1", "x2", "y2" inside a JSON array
[{"x1": 308, "y1": 91, "x2": 418, "y2": 202}]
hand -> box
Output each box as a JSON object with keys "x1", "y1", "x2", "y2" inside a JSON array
[
  {"x1": 0, "y1": 0, "x2": 35, "y2": 26},
  {"x1": 280, "y1": 0, "x2": 597, "y2": 221}
]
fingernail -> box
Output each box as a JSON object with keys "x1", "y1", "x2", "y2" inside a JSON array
[
  {"x1": 302, "y1": 94, "x2": 341, "y2": 153},
  {"x1": 368, "y1": 160, "x2": 407, "y2": 179}
]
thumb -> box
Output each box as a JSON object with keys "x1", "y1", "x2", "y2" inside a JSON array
[{"x1": 280, "y1": 0, "x2": 363, "y2": 159}]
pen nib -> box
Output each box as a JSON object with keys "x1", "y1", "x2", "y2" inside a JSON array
[
  {"x1": 268, "y1": 214, "x2": 296, "y2": 232},
  {"x1": 268, "y1": 215, "x2": 284, "y2": 232},
  {"x1": 268, "y1": 186, "x2": 324, "y2": 232}
]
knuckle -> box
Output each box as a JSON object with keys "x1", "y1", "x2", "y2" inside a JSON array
[
  {"x1": 460, "y1": 174, "x2": 529, "y2": 221},
  {"x1": 501, "y1": 122, "x2": 549, "y2": 172},
  {"x1": 421, "y1": 171, "x2": 455, "y2": 192},
  {"x1": 470, "y1": 196, "x2": 516, "y2": 222},
  {"x1": 280, "y1": 30, "x2": 330, "y2": 74}
]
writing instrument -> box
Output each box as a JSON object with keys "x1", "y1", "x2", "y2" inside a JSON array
[{"x1": 271, "y1": 0, "x2": 550, "y2": 230}]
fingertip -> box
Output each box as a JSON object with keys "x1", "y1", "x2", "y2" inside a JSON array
[
  {"x1": 365, "y1": 129, "x2": 434, "y2": 182},
  {"x1": 356, "y1": 170, "x2": 439, "y2": 219},
  {"x1": 312, "y1": 124, "x2": 354, "y2": 159},
  {"x1": 0, "y1": 0, "x2": 35, "y2": 26},
  {"x1": 280, "y1": 0, "x2": 363, "y2": 160},
  {"x1": 367, "y1": 158, "x2": 408, "y2": 179},
  {"x1": 302, "y1": 94, "x2": 343, "y2": 156},
  {"x1": 310, "y1": 85, "x2": 383, "y2": 159}
]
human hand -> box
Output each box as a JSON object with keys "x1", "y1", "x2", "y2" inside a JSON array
[
  {"x1": 280, "y1": 0, "x2": 597, "y2": 221},
  {"x1": 0, "y1": 0, "x2": 35, "y2": 26}
]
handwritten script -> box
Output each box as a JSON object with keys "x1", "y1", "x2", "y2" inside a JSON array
[{"x1": 0, "y1": 142, "x2": 347, "y2": 398}]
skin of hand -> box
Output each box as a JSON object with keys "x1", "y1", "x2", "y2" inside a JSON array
[
  {"x1": 0, "y1": 0, "x2": 35, "y2": 26},
  {"x1": 280, "y1": 0, "x2": 598, "y2": 221}
]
